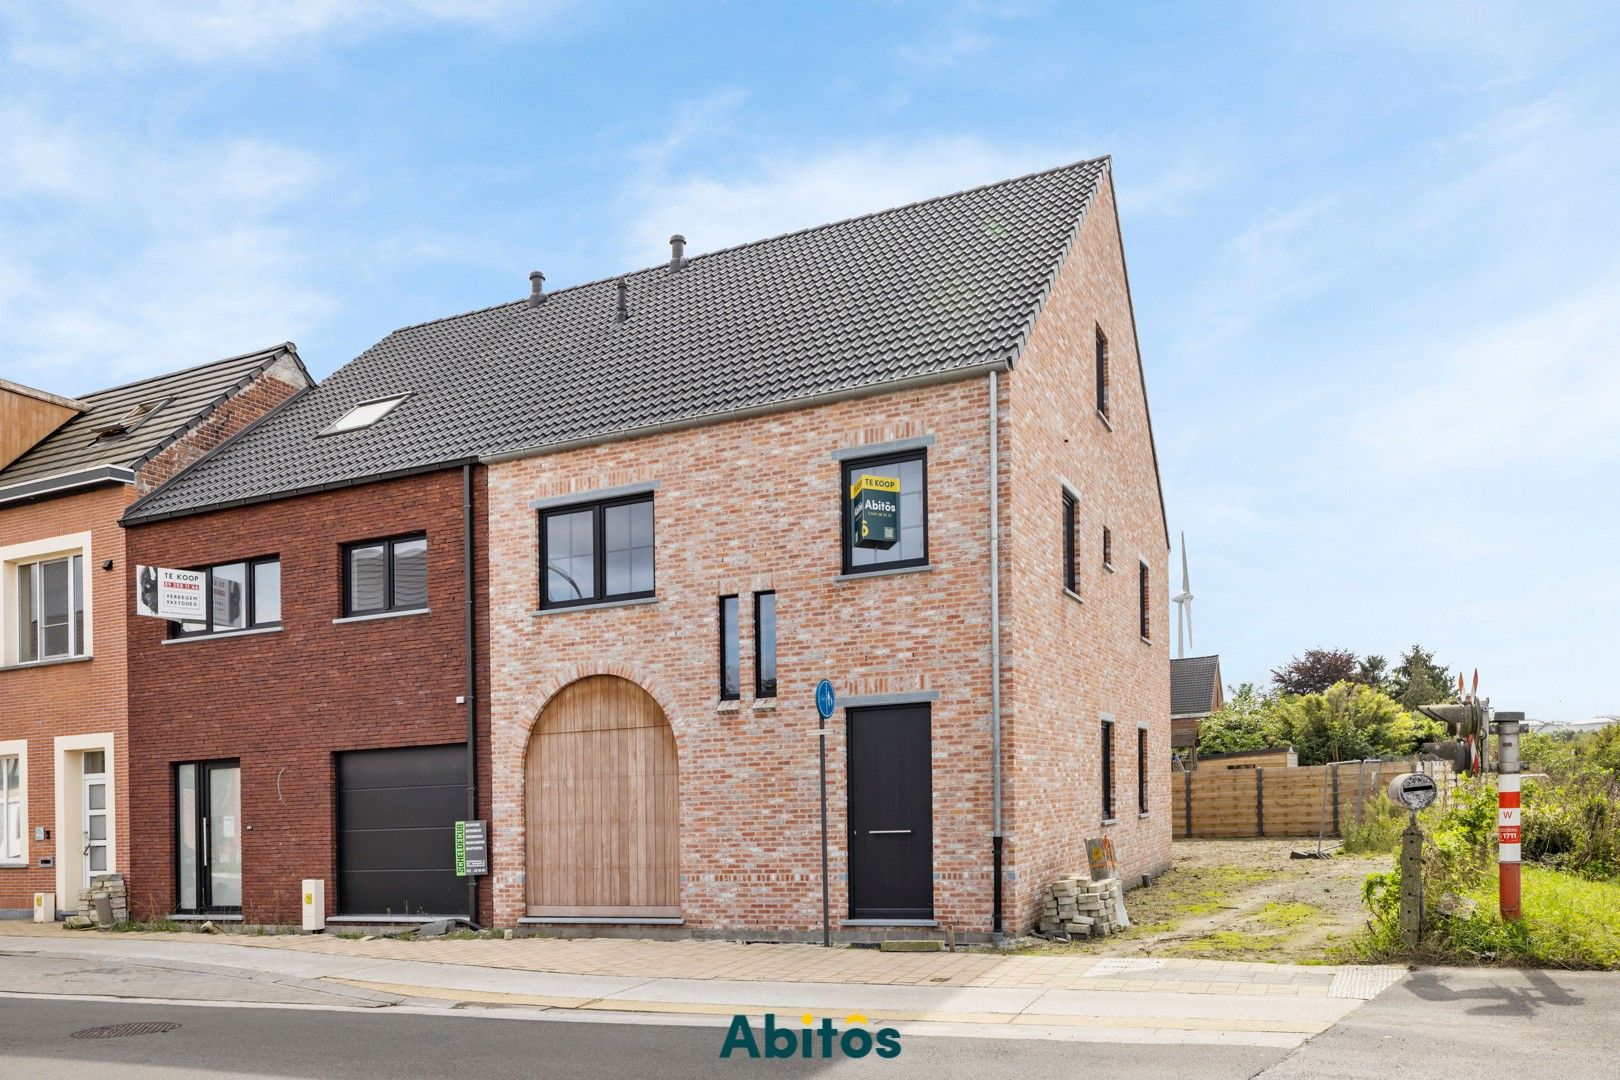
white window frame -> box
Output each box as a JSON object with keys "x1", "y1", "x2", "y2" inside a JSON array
[
  {"x1": 1, "y1": 532, "x2": 94, "y2": 667},
  {"x1": 319, "y1": 394, "x2": 410, "y2": 436},
  {"x1": 0, "y1": 739, "x2": 26, "y2": 865}
]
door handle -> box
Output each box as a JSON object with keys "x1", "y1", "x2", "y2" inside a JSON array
[{"x1": 868, "y1": 829, "x2": 912, "y2": 835}]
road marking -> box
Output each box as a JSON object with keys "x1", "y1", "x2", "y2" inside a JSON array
[{"x1": 1328, "y1": 966, "x2": 1405, "y2": 1000}]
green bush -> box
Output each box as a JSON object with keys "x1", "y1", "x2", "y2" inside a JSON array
[{"x1": 1340, "y1": 797, "x2": 1406, "y2": 854}]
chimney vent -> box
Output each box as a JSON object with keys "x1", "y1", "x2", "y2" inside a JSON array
[
  {"x1": 528, "y1": 270, "x2": 545, "y2": 307},
  {"x1": 668, "y1": 234, "x2": 686, "y2": 272},
  {"x1": 616, "y1": 277, "x2": 629, "y2": 322}
]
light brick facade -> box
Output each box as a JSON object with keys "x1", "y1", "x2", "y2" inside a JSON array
[{"x1": 486, "y1": 173, "x2": 1169, "y2": 938}]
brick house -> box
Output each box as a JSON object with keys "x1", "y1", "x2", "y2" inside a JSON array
[
  {"x1": 1171, "y1": 654, "x2": 1224, "y2": 751},
  {"x1": 0, "y1": 347, "x2": 308, "y2": 917},
  {"x1": 121, "y1": 157, "x2": 1170, "y2": 938}
]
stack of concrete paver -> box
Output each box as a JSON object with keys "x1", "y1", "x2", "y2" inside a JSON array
[
  {"x1": 77, "y1": 873, "x2": 129, "y2": 927},
  {"x1": 1039, "y1": 875, "x2": 1127, "y2": 938}
]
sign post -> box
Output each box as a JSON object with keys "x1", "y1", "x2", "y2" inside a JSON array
[
  {"x1": 815, "y1": 679, "x2": 836, "y2": 948},
  {"x1": 1387, "y1": 772, "x2": 1438, "y2": 949},
  {"x1": 1495, "y1": 711, "x2": 1523, "y2": 921}
]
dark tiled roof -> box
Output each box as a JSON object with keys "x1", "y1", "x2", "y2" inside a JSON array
[
  {"x1": 0, "y1": 345, "x2": 304, "y2": 492},
  {"x1": 125, "y1": 158, "x2": 1111, "y2": 523},
  {"x1": 1171, "y1": 654, "x2": 1222, "y2": 716}
]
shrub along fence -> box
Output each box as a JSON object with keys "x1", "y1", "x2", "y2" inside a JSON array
[{"x1": 1171, "y1": 758, "x2": 1456, "y2": 839}]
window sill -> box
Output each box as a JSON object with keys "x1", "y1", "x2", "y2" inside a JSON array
[
  {"x1": 1096, "y1": 409, "x2": 1114, "y2": 432},
  {"x1": 716, "y1": 698, "x2": 741, "y2": 712},
  {"x1": 834, "y1": 563, "x2": 933, "y2": 582},
  {"x1": 0, "y1": 860, "x2": 28, "y2": 869},
  {"x1": 751, "y1": 699, "x2": 778, "y2": 711},
  {"x1": 0, "y1": 654, "x2": 92, "y2": 672},
  {"x1": 1063, "y1": 587, "x2": 1084, "y2": 605},
  {"x1": 162, "y1": 626, "x2": 282, "y2": 646},
  {"x1": 168, "y1": 913, "x2": 244, "y2": 922},
  {"x1": 1103, "y1": 562, "x2": 1116, "y2": 574},
  {"x1": 1139, "y1": 812, "x2": 1151, "y2": 820},
  {"x1": 333, "y1": 607, "x2": 430, "y2": 625},
  {"x1": 1141, "y1": 636, "x2": 1153, "y2": 646},
  {"x1": 531, "y1": 595, "x2": 659, "y2": 617},
  {"x1": 1101, "y1": 818, "x2": 1119, "y2": 826}
]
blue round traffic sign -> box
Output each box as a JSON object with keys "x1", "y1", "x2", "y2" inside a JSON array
[{"x1": 815, "y1": 679, "x2": 836, "y2": 719}]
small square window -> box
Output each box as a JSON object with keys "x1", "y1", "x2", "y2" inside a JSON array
[
  {"x1": 539, "y1": 495, "x2": 655, "y2": 609},
  {"x1": 841, "y1": 451, "x2": 927, "y2": 575},
  {"x1": 343, "y1": 536, "x2": 428, "y2": 617}
]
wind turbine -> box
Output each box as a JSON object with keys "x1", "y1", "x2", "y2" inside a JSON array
[{"x1": 1172, "y1": 531, "x2": 1194, "y2": 658}]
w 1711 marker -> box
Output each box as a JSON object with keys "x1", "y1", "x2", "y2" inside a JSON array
[{"x1": 1496, "y1": 712, "x2": 1523, "y2": 921}]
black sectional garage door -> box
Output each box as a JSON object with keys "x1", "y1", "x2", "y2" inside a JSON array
[{"x1": 336, "y1": 744, "x2": 467, "y2": 917}]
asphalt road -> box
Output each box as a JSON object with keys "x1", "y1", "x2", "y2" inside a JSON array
[{"x1": 0, "y1": 997, "x2": 1282, "y2": 1079}]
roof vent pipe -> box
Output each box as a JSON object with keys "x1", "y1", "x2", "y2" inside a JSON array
[
  {"x1": 528, "y1": 271, "x2": 545, "y2": 307},
  {"x1": 616, "y1": 277, "x2": 629, "y2": 322},
  {"x1": 668, "y1": 234, "x2": 686, "y2": 272}
]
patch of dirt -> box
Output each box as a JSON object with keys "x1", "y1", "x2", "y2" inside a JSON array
[{"x1": 1016, "y1": 838, "x2": 1387, "y2": 963}]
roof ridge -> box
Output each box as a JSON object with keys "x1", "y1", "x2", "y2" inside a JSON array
[
  {"x1": 79, "y1": 342, "x2": 294, "y2": 400},
  {"x1": 387, "y1": 156, "x2": 1111, "y2": 336}
]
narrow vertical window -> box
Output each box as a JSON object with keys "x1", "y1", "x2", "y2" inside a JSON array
[
  {"x1": 754, "y1": 591, "x2": 777, "y2": 698},
  {"x1": 719, "y1": 596, "x2": 740, "y2": 700},
  {"x1": 0, "y1": 754, "x2": 21, "y2": 862},
  {"x1": 1101, "y1": 719, "x2": 1116, "y2": 821},
  {"x1": 1095, "y1": 326, "x2": 1110, "y2": 419},
  {"x1": 1139, "y1": 559, "x2": 1151, "y2": 641},
  {"x1": 1061, "y1": 490, "x2": 1077, "y2": 593},
  {"x1": 1137, "y1": 727, "x2": 1149, "y2": 815},
  {"x1": 1102, "y1": 526, "x2": 1113, "y2": 569}
]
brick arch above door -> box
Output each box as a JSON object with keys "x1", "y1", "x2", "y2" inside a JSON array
[{"x1": 515, "y1": 661, "x2": 686, "y2": 745}]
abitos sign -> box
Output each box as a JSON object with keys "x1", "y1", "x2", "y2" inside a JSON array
[{"x1": 848, "y1": 474, "x2": 900, "y2": 549}]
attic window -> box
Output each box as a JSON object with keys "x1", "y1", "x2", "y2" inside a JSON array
[
  {"x1": 92, "y1": 397, "x2": 168, "y2": 441},
  {"x1": 320, "y1": 395, "x2": 409, "y2": 436}
]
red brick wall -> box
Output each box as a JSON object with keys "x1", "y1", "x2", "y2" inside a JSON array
[
  {"x1": 1002, "y1": 171, "x2": 1173, "y2": 931},
  {"x1": 123, "y1": 469, "x2": 491, "y2": 923},
  {"x1": 137, "y1": 356, "x2": 308, "y2": 495},
  {"x1": 0, "y1": 484, "x2": 134, "y2": 911}
]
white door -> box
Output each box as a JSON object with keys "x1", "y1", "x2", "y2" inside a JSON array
[{"x1": 82, "y1": 750, "x2": 108, "y2": 887}]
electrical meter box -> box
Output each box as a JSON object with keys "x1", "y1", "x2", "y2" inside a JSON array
[{"x1": 302, "y1": 879, "x2": 326, "y2": 932}]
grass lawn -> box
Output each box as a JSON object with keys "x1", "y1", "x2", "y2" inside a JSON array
[{"x1": 1446, "y1": 866, "x2": 1620, "y2": 969}]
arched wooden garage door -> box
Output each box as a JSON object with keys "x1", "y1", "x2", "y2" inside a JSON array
[{"x1": 526, "y1": 676, "x2": 679, "y2": 918}]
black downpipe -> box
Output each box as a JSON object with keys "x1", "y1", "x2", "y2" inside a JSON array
[
  {"x1": 463, "y1": 464, "x2": 481, "y2": 929},
  {"x1": 992, "y1": 835, "x2": 1003, "y2": 935}
]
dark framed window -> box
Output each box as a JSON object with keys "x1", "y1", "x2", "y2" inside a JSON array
[
  {"x1": 1102, "y1": 526, "x2": 1113, "y2": 569},
  {"x1": 539, "y1": 495, "x2": 654, "y2": 608},
  {"x1": 342, "y1": 535, "x2": 427, "y2": 617},
  {"x1": 1062, "y1": 490, "x2": 1077, "y2": 593},
  {"x1": 174, "y1": 558, "x2": 280, "y2": 637},
  {"x1": 840, "y1": 450, "x2": 927, "y2": 575},
  {"x1": 1101, "y1": 718, "x2": 1116, "y2": 821},
  {"x1": 754, "y1": 591, "x2": 777, "y2": 698},
  {"x1": 1137, "y1": 726, "x2": 1149, "y2": 815},
  {"x1": 1095, "y1": 326, "x2": 1110, "y2": 419},
  {"x1": 719, "y1": 596, "x2": 740, "y2": 700},
  {"x1": 1139, "y1": 559, "x2": 1151, "y2": 641}
]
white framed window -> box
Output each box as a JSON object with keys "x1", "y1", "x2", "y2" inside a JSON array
[
  {"x1": 319, "y1": 394, "x2": 410, "y2": 436},
  {"x1": 3, "y1": 533, "x2": 93, "y2": 667},
  {"x1": 0, "y1": 741, "x2": 25, "y2": 864}
]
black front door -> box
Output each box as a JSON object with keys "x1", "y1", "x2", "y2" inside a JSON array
[
  {"x1": 336, "y1": 744, "x2": 467, "y2": 917},
  {"x1": 847, "y1": 704, "x2": 933, "y2": 920}
]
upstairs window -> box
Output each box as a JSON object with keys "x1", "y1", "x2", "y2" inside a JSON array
[
  {"x1": 1102, "y1": 525, "x2": 1114, "y2": 569},
  {"x1": 754, "y1": 591, "x2": 777, "y2": 698},
  {"x1": 1062, "y1": 490, "x2": 1078, "y2": 593},
  {"x1": 320, "y1": 395, "x2": 410, "y2": 436},
  {"x1": 343, "y1": 536, "x2": 427, "y2": 617},
  {"x1": 841, "y1": 450, "x2": 927, "y2": 575},
  {"x1": 719, "y1": 596, "x2": 740, "y2": 700},
  {"x1": 540, "y1": 495, "x2": 654, "y2": 608},
  {"x1": 1095, "y1": 326, "x2": 1110, "y2": 420},
  {"x1": 16, "y1": 554, "x2": 84, "y2": 662},
  {"x1": 174, "y1": 558, "x2": 280, "y2": 637},
  {"x1": 1139, "y1": 559, "x2": 1151, "y2": 641}
]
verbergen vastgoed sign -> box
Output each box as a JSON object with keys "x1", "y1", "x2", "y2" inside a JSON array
[
  {"x1": 848, "y1": 473, "x2": 901, "y2": 549},
  {"x1": 134, "y1": 565, "x2": 207, "y2": 621}
]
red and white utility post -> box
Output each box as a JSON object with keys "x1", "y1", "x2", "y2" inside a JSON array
[{"x1": 1495, "y1": 711, "x2": 1524, "y2": 921}]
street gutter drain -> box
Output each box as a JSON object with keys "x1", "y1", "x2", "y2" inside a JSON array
[{"x1": 71, "y1": 1022, "x2": 180, "y2": 1040}]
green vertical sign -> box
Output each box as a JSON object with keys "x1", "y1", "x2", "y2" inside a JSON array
[{"x1": 454, "y1": 820, "x2": 468, "y2": 877}]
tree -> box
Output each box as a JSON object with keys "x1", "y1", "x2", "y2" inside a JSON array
[
  {"x1": 1389, "y1": 644, "x2": 1458, "y2": 710},
  {"x1": 1356, "y1": 654, "x2": 1389, "y2": 692},
  {"x1": 1271, "y1": 648, "x2": 1361, "y2": 696},
  {"x1": 1196, "y1": 683, "x2": 1285, "y2": 756},
  {"x1": 1269, "y1": 682, "x2": 1441, "y2": 765}
]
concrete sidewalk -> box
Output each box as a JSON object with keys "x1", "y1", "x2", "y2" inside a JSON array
[{"x1": 0, "y1": 927, "x2": 1405, "y2": 1048}]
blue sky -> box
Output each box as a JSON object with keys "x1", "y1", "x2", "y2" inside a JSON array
[{"x1": 2, "y1": 2, "x2": 1616, "y2": 719}]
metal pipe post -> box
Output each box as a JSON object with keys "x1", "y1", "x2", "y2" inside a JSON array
[{"x1": 1496, "y1": 711, "x2": 1523, "y2": 921}]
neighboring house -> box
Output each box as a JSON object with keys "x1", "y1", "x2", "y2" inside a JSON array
[
  {"x1": 121, "y1": 157, "x2": 1170, "y2": 938},
  {"x1": 0, "y1": 348, "x2": 309, "y2": 917},
  {"x1": 1171, "y1": 654, "x2": 1224, "y2": 750}
]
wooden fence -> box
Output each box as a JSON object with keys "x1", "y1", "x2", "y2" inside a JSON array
[{"x1": 1170, "y1": 758, "x2": 1456, "y2": 839}]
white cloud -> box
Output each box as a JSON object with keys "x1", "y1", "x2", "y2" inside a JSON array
[
  {"x1": 1, "y1": 0, "x2": 566, "y2": 67},
  {"x1": 622, "y1": 134, "x2": 1082, "y2": 266}
]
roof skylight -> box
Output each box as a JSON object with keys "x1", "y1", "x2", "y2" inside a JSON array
[{"x1": 320, "y1": 395, "x2": 409, "y2": 436}]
